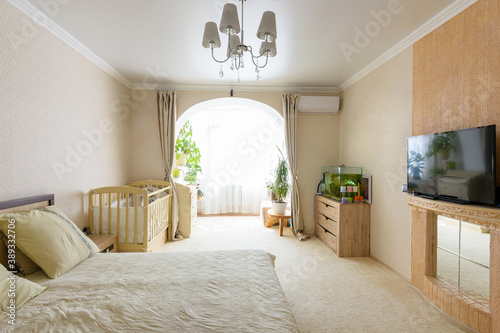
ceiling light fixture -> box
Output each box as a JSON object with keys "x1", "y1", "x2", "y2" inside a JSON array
[{"x1": 202, "y1": 0, "x2": 277, "y2": 82}]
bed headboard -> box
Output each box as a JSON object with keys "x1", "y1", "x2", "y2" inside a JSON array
[{"x1": 0, "y1": 194, "x2": 55, "y2": 214}]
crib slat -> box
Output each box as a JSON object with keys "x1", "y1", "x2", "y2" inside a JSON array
[
  {"x1": 108, "y1": 193, "x2": 112, "y2": 235},
  {"x1": 99, "y1": 194, "x2": 103, "y2": 235},
  {"x1": 117, "y1": 193, "x2": 121, "y2": 242},
  {"x1": 125, "y1": 192, "x2": 129, "y2": 244},
  {"x1": 134, "y1": 193, "x2": 138, "y2": 245}
]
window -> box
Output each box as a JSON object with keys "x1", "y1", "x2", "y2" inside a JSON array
[{"x1": 187, "y1": 104, "x2": 284, "y2": 215}]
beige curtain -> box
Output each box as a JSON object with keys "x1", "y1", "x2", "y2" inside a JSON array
[
  {"x1": 157, "y1": 91, "x2": 181, "y2": 240},
  {"x1": 282, "y1": 93, "x2": 309, "y2": 241}
]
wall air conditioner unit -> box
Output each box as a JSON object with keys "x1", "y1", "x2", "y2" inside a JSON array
[{"x1": 298, "y1": 96, "x2": 340, "y2": 114}]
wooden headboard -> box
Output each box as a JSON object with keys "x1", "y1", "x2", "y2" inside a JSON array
[{"x1": 0, "y1": 194, "x2": 55, "y2": 214}]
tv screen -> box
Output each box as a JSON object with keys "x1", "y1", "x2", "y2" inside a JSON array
[{"x1": 407, "y1": 125, "x2": 496, "y2": 206}]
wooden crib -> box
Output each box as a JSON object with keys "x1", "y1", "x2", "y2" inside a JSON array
[{"x1": 88, "y1": 180, "x2": 172, "y2": 252}]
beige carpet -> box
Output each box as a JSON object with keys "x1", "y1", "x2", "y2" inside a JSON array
[{"x1": 159, "y1": 216, "x2": 465, "y2": 333}]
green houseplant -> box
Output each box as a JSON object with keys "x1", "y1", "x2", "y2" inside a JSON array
[
  {"x1": 266, "y1": 147, "x2": 291, "y2": 215},
  {"x1": 174, "y1": 121, "x2": 202, "y2": 183},
  {"x1": 426, "y1": 131, "x2": 456, "y2": 160}
]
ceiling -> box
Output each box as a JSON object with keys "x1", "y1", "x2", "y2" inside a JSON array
[{"x1": 20, "y1": 0, "x2": 474, "y2": 91}]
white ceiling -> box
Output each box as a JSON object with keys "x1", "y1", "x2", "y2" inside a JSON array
[{"x1": 19, "y1": 0, "x2": 475, "y2": 91}]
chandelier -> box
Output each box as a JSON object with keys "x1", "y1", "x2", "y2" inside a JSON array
[{"x1": 202, "y1": 0, "x2": 277, "y2": 81}]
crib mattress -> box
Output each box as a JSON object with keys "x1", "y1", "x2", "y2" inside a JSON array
[
  {"x1": 2, "y1": 250, "x2": 299, "y2": 332},
  {"x1": 92, "y1": 207, "x2": 145, "y2": 243}
]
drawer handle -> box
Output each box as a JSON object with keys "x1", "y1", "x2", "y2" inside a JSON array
[{"x1": 322, "y1": 203, "x2": 336, "y2": 209}]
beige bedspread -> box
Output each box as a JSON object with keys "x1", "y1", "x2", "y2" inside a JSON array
[{"x1": 1, "y1": 250, "x2": 299, "y2": 332}]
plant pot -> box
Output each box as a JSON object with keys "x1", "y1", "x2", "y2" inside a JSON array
[
  {"x1": 438, "y1": 148, "x2": 451, "y2": 160},
  {"x1": 172, "y1": 169, "x2": 181, "y2": 178},
  {"x1": 273, "y1": 202, "x2": 287, "y2": 215},
  {"x1": 175, "y1": 153, "x2": 187, "y2": 166}
]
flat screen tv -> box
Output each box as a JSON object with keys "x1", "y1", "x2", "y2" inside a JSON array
[{"x1": 407, "y1": 125, "x2": 497, "y2": 206}]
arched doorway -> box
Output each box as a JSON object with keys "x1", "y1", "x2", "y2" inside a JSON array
[{"x1": 176, "y1": 97, "x2": 285, "y2": 215}]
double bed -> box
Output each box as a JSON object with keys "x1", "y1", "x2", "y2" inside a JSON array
[{"x1": 0, "y1": 195, "x2": 299, "y2": 332}]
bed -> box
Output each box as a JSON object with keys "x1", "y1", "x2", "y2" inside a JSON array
[
  {"x1": 0, "y1": 194, "x2": 299, "y2": 332},
  {"x1": 88, "y1": 180, "x2": 172, "y2": 252}
]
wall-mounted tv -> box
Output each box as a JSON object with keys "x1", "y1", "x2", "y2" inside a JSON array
[{"x1": 407, "y1": 125, "x2": 497, "y2": 206}]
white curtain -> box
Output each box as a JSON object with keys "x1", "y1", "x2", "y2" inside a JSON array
[
  {"x1": 189, "y1": 108, "x2": 284, "y2": 215},
  {"x1": 282, "y1": 93, "x2": 309, "y2": 241},
  {"x1": 157, "y1": 91, "x2": 181, "y2": 240}
]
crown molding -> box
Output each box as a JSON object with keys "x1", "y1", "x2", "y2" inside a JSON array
[
  {"x1": 8, "y1": 0, "x2": 477, "y2": 94},
  {"x1": 133, "y1": 83, "x2": 341, "y2": 94},
  {"x1": 7, "y1": 0, "x2": 133, "y2": 89},
  {"x1": 338, "y1": 0, "x2": 478, "y2": 92}
]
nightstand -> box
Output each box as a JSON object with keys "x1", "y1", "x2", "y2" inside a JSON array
[{"x1": 87, "y1": 234, "x2": 118, "y2": 253}]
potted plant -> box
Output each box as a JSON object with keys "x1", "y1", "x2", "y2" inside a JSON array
[
  {"x1": 426, "y1": 131, "x2": 456, "y2": 160},
  {"x1": 185, "y1": 164, "x2": 202, "y2": 185},
  {"x1": 266, "y1": 147, "x2": 291, "y2": 215},
  {"x1": 408, "y1": 150, "x2": 425, "y2": 180},
  {"x1": 174, "y1": 121, "x2": 198, "y2": 167},
  {"x1": 174, "y1": 121, "x2": 203, "y2": 182}
]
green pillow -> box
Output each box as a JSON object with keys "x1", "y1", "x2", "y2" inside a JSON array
[{"x1": 0, "y1": 206, "x2": 99, "y2": 278}]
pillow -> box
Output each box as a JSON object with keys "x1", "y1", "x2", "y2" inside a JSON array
[
  {"x1": 0, "y1": 205, "x2": 99, "y2": 278},
  {"x1": 0, "y1": 264, "x2": 46, "y2": 322},
  {"x1": 1, "y1": 234, "x2": 41, "y2": 276}
]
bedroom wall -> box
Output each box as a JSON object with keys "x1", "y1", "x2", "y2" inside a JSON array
[
  {"x1": 129, "y1": 89, "x2": 339, "y2": 235},
  {"x1": 0, "y1": 1, "x2": 131, "y2": 228},
  {"x1": 339, "y1": 47, "x2": 413, "y2": 279}
]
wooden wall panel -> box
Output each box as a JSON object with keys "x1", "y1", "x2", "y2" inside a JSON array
[
  {"x1": 491, "y1": 229, "x2": 500, "y2": 333},
  {"x1": 413, "y1": 0, "x2": 500, "y2": 186}
]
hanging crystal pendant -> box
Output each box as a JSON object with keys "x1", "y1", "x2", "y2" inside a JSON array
[
  {"x1": 240, "y1": 55, "x2": 245, "y2": 69},
  {"x1": 219, "y1": 64, "x2": 224, "y2": 78},
  {"x1": 237, "y1": 69, "x2": 240, "y2": 83},
  {"x1": 256, "y1": 72, "x2": 261, "y2": 81},
  {"x1": 230, "y1": 57, "x2": 234, "y2": 70}
]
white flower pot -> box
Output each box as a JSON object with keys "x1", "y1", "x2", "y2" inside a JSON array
[
  {"x1": 273, "y1": 202, "x2": 288, "y2": 215},
  {"x1": 175, "y1": 153, "x2": 187, "y2": 166}
]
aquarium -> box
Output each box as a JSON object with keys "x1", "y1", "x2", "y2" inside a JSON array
[{"x1": 321, "y1": 166, "x2": 363, "y2": 202}]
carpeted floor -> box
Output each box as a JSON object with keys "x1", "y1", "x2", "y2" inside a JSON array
[{"x1": 159, "y1": 216, "x2": 465, "y2": 333}]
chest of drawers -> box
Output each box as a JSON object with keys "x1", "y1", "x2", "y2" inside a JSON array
[{"x1": 315, "y1": 194, "x2": 370, "y2": 257}]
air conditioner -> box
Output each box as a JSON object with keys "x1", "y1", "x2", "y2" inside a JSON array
[{"x1": 298, "y1": 96, "x2": 340, "y2": 114}]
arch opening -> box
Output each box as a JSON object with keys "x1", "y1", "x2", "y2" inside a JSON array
[{"x1": 175, "y1": 97, "x2": 285, "y2": 215}]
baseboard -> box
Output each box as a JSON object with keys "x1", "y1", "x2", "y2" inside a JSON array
[
  {"x1": 369, "y1": 254, "x2": 410, "y2": 283},
  {"x1": 409, "y1": 285, "x2": 479, "y2": 333}
]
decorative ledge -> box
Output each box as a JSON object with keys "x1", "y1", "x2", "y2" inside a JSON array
[{"x1": 407, "y1": 195, "x2": 500, "y2": 231}]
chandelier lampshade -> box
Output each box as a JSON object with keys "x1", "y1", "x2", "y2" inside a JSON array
[
  {"x1": 259, "y1": 40, "x2": 277, "y2": 57},
  {"x1": 202, "y1": 22, "x2": 221, "y2": 49},
  {"x1": 219, "y1": 3, "x2": 240, "y2": 34},
  {"x1": 227, "y1": 35, "x2": 242, "y2": 57},
  {"x1": 256, "y1": 11, "x2": 277, "y2": 41}
]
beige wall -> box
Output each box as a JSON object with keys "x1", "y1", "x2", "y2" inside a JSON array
[
  {"x1": 0, "y1": 2, "x2": 131, "y2": 228},
  {"x1": 339, "y1": 47, "x2": 413, "y2": 279},
  {"x1": 129, "y1": 89, "x2": 339, "y2": 234}
]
